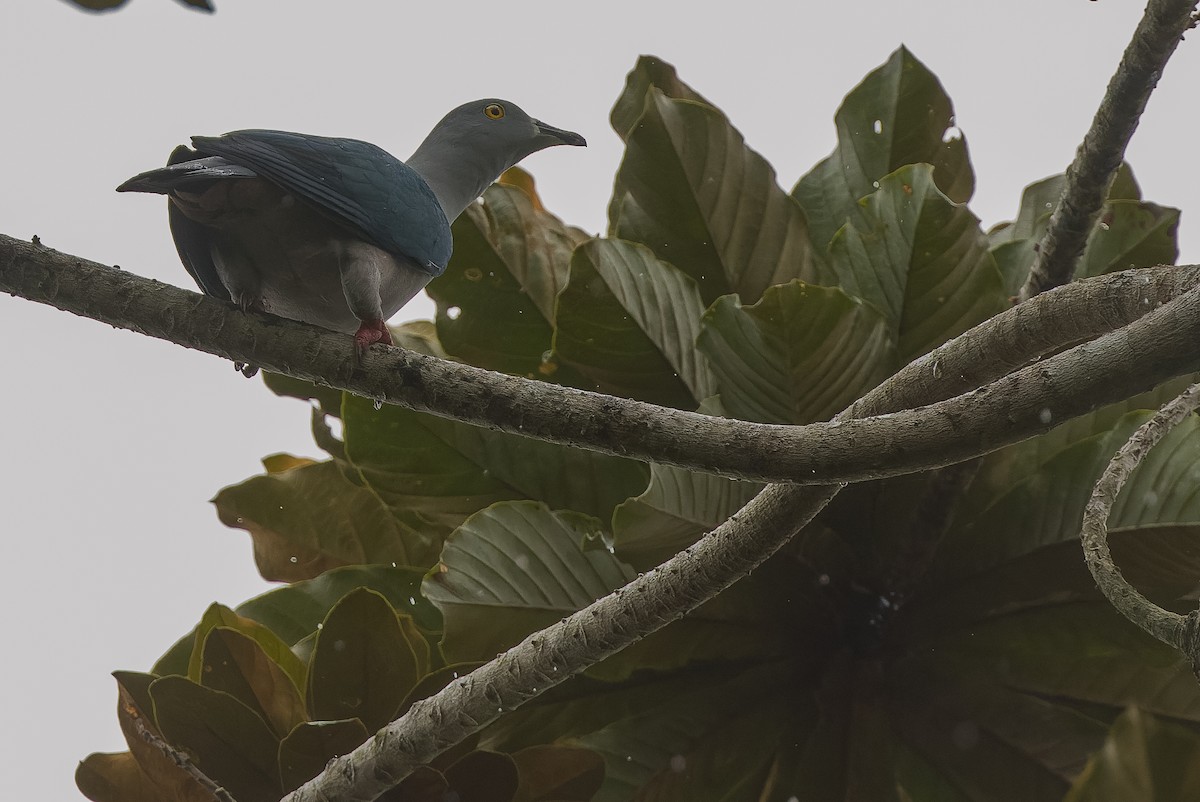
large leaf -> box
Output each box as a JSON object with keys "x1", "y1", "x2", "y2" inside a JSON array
[
  {"x1": 1076, "y1": 200, "x2": 1180, "y2": 278},
  {"x1": 279, "y1": 719, "x2": 371, "y2": 793},
  {"x1": 149, "y1": 677, "x2": 281, "y2": 802},
  {"x1": 75, "y1": 753, "x2": 166, "y2": 802},
  {"x1": 885, "y1": 662, "x2": 1085, "y2": 801},
  {"x1": 343, "y1": 394, "x2": 649, "y2": 530},
  {"x1": 427, "y1": 178, "x2": 589, "y2": 382},
  {"x1": 153, "y1": 566, "x2": 437, "y2": 678},
  {"x1": 988, "y1": 164, "x2": 1178, "y2": 294},
  {"x1": 571, "y1": 661, "x2": 797, "y2": 802},
  {"x1": 609, "y1": 90, "x2": 829, "y2": 304},
  {"x1": 697, "y1": 281, "x2": 893, "y2": 424},
  {"x1": 902, "y1": 524, "x2": 1200, "y2": 641},
  {"x1": 423, "y1": 502, "x2": 635, "y2": 663},
  {"x1": 792, "y1": 46, "x2": 974, "y2": 250},
  {"x1": 199, "y1": 627, "x2": 307, "y2": 738},
  {"x1": 610, "y1": 55, "x2": 712, "y2": 141},
  {"x1": 185, "y1": 603, "x2": 306, "y2": 690},
  {"x1": 98, "y1": 676, "x2": 220, "y2": 802},
  {"x1": 612, "y1": 463, "x2": 763, "y2": 569},
  {"x1": 307, "y1": 588, "x2": 421, "y2": 732},
  {"x1": 827, "y1": 163, "x2": 1008, "y2": 363},
  {"x1": 1065, "y1": 707, "x2": 1200, "y2": 802},
  {"x1": 584, "y1": 556, "x2": 829, "y2": 683},
  {"x1": 214, "y1": 455, "x2": 437, "y2": 581},
  {"x1": 555, "y1": 238, "x2": 717, "y2": 408},
  {"x1": 442, "y1": 750, "x2": 521, "y2": 802},
  {"x1": 922, "y1": 603, "x2": 1200, "y2": 721},
  {"x1": 512, "y1": 744, "x2": 606, "y2": 802},
  {"x1": 935, "y1": 410, "x2": 1200, "y2": 583}
]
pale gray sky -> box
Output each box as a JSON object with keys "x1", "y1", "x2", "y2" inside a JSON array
[{"x1": 2, "y1": 1, "x2": 1196, "y2": 798}]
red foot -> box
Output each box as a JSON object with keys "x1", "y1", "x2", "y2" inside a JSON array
[{"x1": 353, "y1": 319, "x2": 393, "y2": 357}]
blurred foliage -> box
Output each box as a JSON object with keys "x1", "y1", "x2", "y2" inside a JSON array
[
  {"x1": 81, "y1": 49, "x2": 1199, "y2": 801},
  {"x1": 63, "y1": 0, "x2": 213, "y2": 12}
]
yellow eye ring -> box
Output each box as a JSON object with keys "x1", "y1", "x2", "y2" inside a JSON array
[{"x1": 484, "y1": 103, "x2": 505, "y2": 120}]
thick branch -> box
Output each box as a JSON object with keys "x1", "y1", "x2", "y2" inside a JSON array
[
  {"x1": 1080, "y1": 383, "x2": 1200, "y2": 672},
  {"x1": 1019, "y1": 0, "x2": 1199, "y2": 299},
  {"x1": 3, "y1": 234, "x2": 1199, "y2": 486}
]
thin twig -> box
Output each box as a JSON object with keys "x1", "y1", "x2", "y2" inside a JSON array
[
  {"x1": 121, "y1": 695, "x2": 237, "y2": 802},
  {"x1": 1080, "y1": 383, "x2": 1200, "y2": 674},
  {"x1": 1019, "y1": 0, "x2": 1199, "y2": 299}
]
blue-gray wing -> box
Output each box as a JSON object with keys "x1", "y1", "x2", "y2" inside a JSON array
[{"x1": 190, "y1": 129, "x2": 452, "y2": 275}]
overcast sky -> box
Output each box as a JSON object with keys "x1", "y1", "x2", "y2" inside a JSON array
[{"x1": 3, "y1": 1, "x2": 1197, "y2": 798}]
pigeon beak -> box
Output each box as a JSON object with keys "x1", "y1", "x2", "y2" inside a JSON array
[{"x1": 534, "y1": 119, "x2": 587, "y2": 147}]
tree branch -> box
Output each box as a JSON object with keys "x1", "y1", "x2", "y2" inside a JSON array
[
  {"x1": 1018, "y1": 0, "x2": 1199, "y2": 300},
  {"x1": 5, "y1": 236, "x2": 1199, "y2": 798},
  {"x1": 3, "y1": 234, "x2": 1199, "y2": 487},
  {"x1": 1080, "y1": 383, "x2": 1200, "y2": 675}
]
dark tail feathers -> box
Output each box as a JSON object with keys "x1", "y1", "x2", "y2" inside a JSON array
[{"x1": 116, "y1": 146, "x2": 258, "y2": 194}]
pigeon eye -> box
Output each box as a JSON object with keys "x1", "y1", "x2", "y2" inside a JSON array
[{"x1": 484, "y1": 103, "x2": 505, "y2": 120}]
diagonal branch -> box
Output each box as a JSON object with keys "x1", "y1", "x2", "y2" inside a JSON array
[
  {"x1": 1019, "y1": 0, "x2": 1199, "y2": 300},
  {"x1": 3, "y1": 233, "x2": 1199, "y2": 486}
]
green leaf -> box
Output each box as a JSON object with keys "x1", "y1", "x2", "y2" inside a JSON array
[
  {"x1": 238, "y1": 565, "x2": 440, "y2": 640},
  {"x1": 1076, "y1": 200, "x2": 1180, "y2": 279},
  {"x1": 149, "y1": 676, "x2": 281, "y2": 802},
  {"x1": 1065, "y1": 707, "x2": 1200, "y2": 802},
  {"x1": 988, "y1": 173, "x2": 1064, "y2": 247},
  {"x1": 886, "y1": 662, "x2": 1080, "y2": 801},
  {"x1": 987, "y1": 163, "x2": 1177, "y2": 293},
  {"x1": 585, "y1": 557, "x2": 823, "y2": 682},
  {"x1": 214, "y1": 456, "x2": 438, "y2": 581},
  {"x1": 153, "y1": 566, "x2": 436, "y2": 679},
  {"x1": 555, "y1": 238, "x2": 717, "y2": 408},
  {"x1": 793, "y1": 46, "x2": 974, "y2": 250},
  {"x1": 75, "y1": 752, "x2": 163, "y2": 802},
  {"x1": 512, "y1": 744, "x2": 605, "y2": 802},
  {"x1": 935, "y1": 408, "x2": 1200, "y2": 583},
  {"x1": 307, "y1": 588, "x2": 420, "y2": 732},
  {"x1": 697, "y1": 281, "x2": 893, "y2": 424},
  {"x1": 612, "y1": 463, "x2": 763, "y2": 569},
  {"x1": 343, "y1": 394, "x2": 649, "y2": 530},
  {"x1": 262, "y1": 373, "x2": 344, "y2": 418},
  {"x1": 925, "y1": 603, "x2": 1200, "y2": 721},
  {"x1": 427, "y1": 181, "x2": 589, "y2": 382},
  {"x1": 609, "y1": 90, "x2": 829, "y2": 305},
  {"x1": 443, "y1": 750, "x2": 520, "y2": 802},
  {"x1": 199, "y1": 628, "x2": 308, "y2": 738},
  {"x1": 610, "y1": 54, "x2": 711, "y2": 141},
  {"x1": 827, "y1": 163, "x2": 1008, "y2": 363},
  {"x1": 572, "y1": 661, "x2": 794, "y2": 802},
  {"x1": 107, "y1": 677, "x2": 216, "y2": 802},
  {"x1": 278, "y1": 719, "x2": 370, "y2": 793},
  {"x1": 398, "y1": 662, "x2": 483, "y2": 717},
  {"x1": 423, "y1": 502, "x2": 635, "y2": 663},
  {"x1": 378, "y1": 765, "x2": 450, "y2": 801},
  {"x1": 185, "y1": 603, "x2": 306, "y2": 691},
  {"x1": 902, "y1": 524, "x2": 1200, "y2": 641}
]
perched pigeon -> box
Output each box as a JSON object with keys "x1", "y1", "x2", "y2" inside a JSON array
[{"x1": 118, "y1": 99, "x2": 585, "y2": 352}]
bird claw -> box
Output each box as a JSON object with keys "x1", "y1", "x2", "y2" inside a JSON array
[{"x1": 353, "y1": 320, "x2": 393, "y2": 360}]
